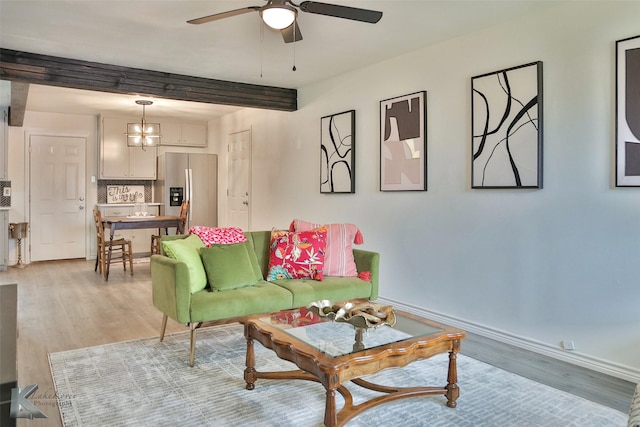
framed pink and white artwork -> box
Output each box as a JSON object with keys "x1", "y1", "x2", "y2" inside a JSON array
[{"x1": 380, "y1": 91, "x2": 427, "y2": 191}]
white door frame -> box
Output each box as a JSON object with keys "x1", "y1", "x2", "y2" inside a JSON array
[
  {"x1": 25, "y1": 132, "x2": 89, "y2": 263},
  {"x1": 227, "y1": 128, "x2": 252, "y2": 231}
]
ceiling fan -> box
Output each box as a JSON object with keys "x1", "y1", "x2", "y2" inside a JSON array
[{"x1": 187, "y1": 0, "x2": 383, "y2": 43}]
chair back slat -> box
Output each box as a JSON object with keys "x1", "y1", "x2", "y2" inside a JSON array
[
  {"x1": 93, "y1": 209, "x2": 105, "y2": 241},
  {"x1": 178, "y1": 200, "x2": 190, "y2": 234},
  {"x1": 93, "y1": 208, "x2": 133, "y2": 278}
]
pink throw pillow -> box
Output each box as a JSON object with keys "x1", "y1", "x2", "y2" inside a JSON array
[
  {"x1": 267, "y1": 227, "x2": 327, "y2": 281},
  {"x1": 290, "y1": 219, "x2": 363, "y2": 277},
  {"x1": 188, "y1": 226, "x2": 247, "y2": 247}
]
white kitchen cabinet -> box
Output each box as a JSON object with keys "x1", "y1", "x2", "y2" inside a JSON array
[
  {"x1": 0, "y1": 211, "x2": 7, "y2": 270},
  {"x1": 0, "y1": 109, "x2": 8, "y2": 180},
  {"x1": 100, "y1": 116, "x2": 157, "y2": 179},
  {"x1": 160, "y1": 120, "x2": 207, "y2": 147},
  {"x1": 98, "y1": 205, "x2": 160, "y2": 255}
]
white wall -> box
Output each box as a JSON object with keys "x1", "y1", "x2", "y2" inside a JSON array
[{"x1": 214, "y1": 2, "x2": 640, "y2": 380}]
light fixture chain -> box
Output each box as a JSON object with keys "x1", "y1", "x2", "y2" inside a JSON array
[
  {"x1": 260, "y1": 19, "x2": 264, "y2": 78},
  {"x1": 292, "y1": 19, "x2": 297, "y2": 72}
]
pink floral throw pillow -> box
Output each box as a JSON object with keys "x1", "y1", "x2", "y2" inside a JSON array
[
  {"x1": 267, "y1": 227, "x2": 327, "y2": 281},
  {"x1": 290, "y1": 219, "x2": 363, "y2": 277},
  {"x1": 188, "y1": 226, "x2": 247, "y2": 247}
]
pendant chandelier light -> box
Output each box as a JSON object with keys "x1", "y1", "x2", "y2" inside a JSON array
[{"x1": 126, "y1": 100, "x2": 161, "y2": 148}]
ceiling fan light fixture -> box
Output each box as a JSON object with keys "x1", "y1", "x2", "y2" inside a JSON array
[
  {"x1": 260, "y1": 4, "x2": 297, "y2": 30},
  {"x1": 126, "y1": 100, "x2": 161, "y2": 149}
]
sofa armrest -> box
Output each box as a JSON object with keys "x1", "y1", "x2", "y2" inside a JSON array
[
  {"x1": 150, "y1": 254, "x2": 193, "y2": 324},
  {"x1": 353, "y1": 249, "x2": 380, "y2": 300}
]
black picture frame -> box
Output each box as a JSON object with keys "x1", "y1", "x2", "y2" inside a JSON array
[
  {"x1": 379, "y1": 91, "x2": 427, "y2": 191},
  {"x1": 320, "y1": 109, "x2": 355, "y2": 193},
  {"x1": 471, "y1": 61, "x2": 543, "y2": 189},
  {"x1": 615, "y1": 35, "x2": 640, "y2": 187}
]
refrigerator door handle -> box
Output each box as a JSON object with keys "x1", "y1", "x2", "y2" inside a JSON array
[
  {"x1": 188, "y1": 168, "x2": 194, "y2": 222},
  {"x1": 184, "y1": 167, "x2": 190, "y2": 207}
]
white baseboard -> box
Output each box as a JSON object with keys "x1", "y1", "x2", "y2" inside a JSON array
[{"x1": 378, "y1": 297, "x2": 640, "y2": 383}]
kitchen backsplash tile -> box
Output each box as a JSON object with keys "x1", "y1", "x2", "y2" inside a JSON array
[{"x1": 0, "y1": 181, "x2": 10, "y2": 207}]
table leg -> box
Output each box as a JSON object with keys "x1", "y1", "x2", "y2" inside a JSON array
[
  {"x1": 324, "y1": 387, "x2": 338, "y2": 427},
  {"x1": 445, "y1": 340, "x2": 461, "y2": 408},
  {"x1": 244, "y1": 335, "x2": 256, "y2": 390},
  {"x1": 105, "y1": 228, "x2": 115, "y2": 280}
]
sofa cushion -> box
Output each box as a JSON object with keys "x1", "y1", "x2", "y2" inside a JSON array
[
  {"x1": 200, "y1": 242, "x2": 262, "y2": 291},
  {"x1": 244, "y1": 231, "x2": 271, "y2": 278},
  {"x1": 190, "y1": 281, "x2": 294, "y2": 322},
  {"x1": 161, "y1": 234, "x2": 206, "y2": 293},
  {"x1": 291, "y1": 219, "x2": 363, "y2": 277},
  {"x1": 270, "y1": 276, "x2": 372, "y2": 308},
  {"x1": 267, "y1": 228, "x2": 327, "y2": 281},
  {"x1": 189, "y1": 226, "x2": 247, "y2": 247}
]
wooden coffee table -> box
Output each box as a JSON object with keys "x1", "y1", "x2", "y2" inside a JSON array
[{"x1": 244, "y1": 306, "x2": 466, "y2": 426}]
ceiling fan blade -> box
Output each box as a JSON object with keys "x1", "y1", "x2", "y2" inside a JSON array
[
  {"x1": 299, "y1": 1, "x2": 382, "y2": 23},
  {"x1": 187, "y1": 7, "x2": 259, "y2": 25},
  {"x1": 281, "y1": 22, "x2": 303, "y2": 43}
]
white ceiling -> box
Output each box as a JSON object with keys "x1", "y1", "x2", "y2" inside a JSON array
[{"x1": 0, "y1": 0, "x2": 563, "y2": 121}]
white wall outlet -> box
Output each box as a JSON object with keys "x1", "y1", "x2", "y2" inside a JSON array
[
  {"x1": 562, "y1": 340, "x2": 576, "y2": 350},
  {"x1": 3, "y1": 187, "x2": 10, "y2": 197}
]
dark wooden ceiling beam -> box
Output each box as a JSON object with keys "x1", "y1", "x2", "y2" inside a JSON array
[
  {"x1": 0, "y1": 48, "x2": 297, "y2": 113},
  {"x1": 8, "y1": 82, "x2": 29, "y2": 127}
]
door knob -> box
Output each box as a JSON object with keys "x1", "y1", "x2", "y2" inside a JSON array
[
  {"x1": 79, "y1": 206, "x2": 85, "y2": 210},
  {"x1": 242, "y1": 201, "x2": 248, "y2": 206}
]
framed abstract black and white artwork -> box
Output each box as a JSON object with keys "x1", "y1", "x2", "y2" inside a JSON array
[
  {"x1": 320, "y1": 109, "x2": 355, "y2": 193},
  {"x1": 615, "y1": 35, "x2": 640, "y2": 186},
  {"x1": 380, "y1": 91, "x2": 427, "y2": 191},
  {"x1": 471, "y1": 61, "x2": 543, "y2": 189}
]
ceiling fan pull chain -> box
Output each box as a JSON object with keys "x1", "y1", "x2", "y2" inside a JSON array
[
  {"x1": 260, "y1": 20, "x2": 264, "y2": 78},
  {"x1": 292, "y1": 20, "x2": 297, "y2": 71}
]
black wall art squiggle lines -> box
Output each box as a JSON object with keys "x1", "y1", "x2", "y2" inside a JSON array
[
  {"x1": 615, "y1": 35, "x2": 640, "y2": 186},
  {"x1": 320, "y1": 110, "x2": 355, "y2": 193},
  {"x1": 471, "y1": 61, "x2": 543, "y2": 189}
]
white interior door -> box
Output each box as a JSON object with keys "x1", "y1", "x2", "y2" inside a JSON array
[
  {"x1": 30, "y1": 135, "x2": 86, "y2": 261},
  {"x1": 227, "y1": 129, "x2": 251, "y2": 230}
]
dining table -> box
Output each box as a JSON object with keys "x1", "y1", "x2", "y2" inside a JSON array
[{"x1": 101, "y1": 215, "x2": 184, "y2": 280}]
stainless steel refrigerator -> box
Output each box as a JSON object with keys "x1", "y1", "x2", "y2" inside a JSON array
[{"x1": 155, "y1": 153, "x2": 218, "y2": 230}]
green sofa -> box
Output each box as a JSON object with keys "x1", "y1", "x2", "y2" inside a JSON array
[{"x1": 151, "y1": 230, "x2": 380, "y2": 366}]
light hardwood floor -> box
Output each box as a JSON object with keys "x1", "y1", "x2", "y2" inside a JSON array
[
  {"x1": 1, "y1": 258, "x2": 635, "y2": 426},
  {"x1": 2, "y1": 258, "x2": 186, "y2": 427}
]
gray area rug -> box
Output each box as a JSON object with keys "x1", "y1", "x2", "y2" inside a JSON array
[{"x1": 49, "y1": 323, "x2": 628, "y2": 426}]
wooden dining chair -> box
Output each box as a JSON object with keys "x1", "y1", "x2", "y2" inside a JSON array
[
  {"x1": 178, "y1": 200, "x2": 190, "y2": 233},
  {"x1": 93, "y1": 209, "x2": 133, "y2": 277},
  {"x1": 150, "y1": 200, "x2": 190, "y2": 254}
]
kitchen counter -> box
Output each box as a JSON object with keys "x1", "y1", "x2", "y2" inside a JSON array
[{"x1": 96, "y1": 203, "x2": 161, "y2": 207}]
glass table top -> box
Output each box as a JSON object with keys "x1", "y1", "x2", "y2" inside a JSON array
[{"x1": 256, "y1": 306, "x2": 443, "y2": 358}]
